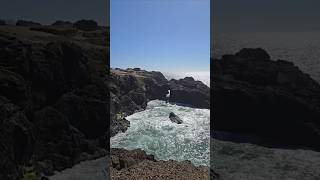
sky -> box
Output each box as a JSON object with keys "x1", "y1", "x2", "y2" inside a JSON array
[
  {"x1": 111, "y1": 0, "x2": 210, "y2": 72},
  {"x1": 0, "y1": 0, "x2": 109, "y2": 26},
  {"x1": 212, "y1": 0, "x2": 320, "y2": 33}
]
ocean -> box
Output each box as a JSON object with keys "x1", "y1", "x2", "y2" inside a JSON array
[
  {"x1": 213, "y1": 31, "x2": 320, "y2": 83},
  {"x1": 111, "y1": 100, "x2": 210, "y2": 166}
]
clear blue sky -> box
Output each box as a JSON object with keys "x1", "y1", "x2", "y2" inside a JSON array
[{"x1": 111, "y1": 0, "x2": 210, "y2": 72}]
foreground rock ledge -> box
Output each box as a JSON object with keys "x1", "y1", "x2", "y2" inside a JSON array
[{"x1": 111, "y1": 148, "x2": 210, "y2": 180}]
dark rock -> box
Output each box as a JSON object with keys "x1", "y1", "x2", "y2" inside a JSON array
[
  {"x1": 169, "y1": 112, "x2": 183, "y2": 124},
  {"x1": 0, "y1": 20, "x2": 6, "y2": 26},
  {"x1": 212, "y1": 48, "x2": 320, "y2": 150},
  {"x1": 0, "y1": 28, "x2": 109, "y2": 178},
  {"x1": 51, "y1": 20, "x2": 73, "y2": 27},
  {"x1": 55, "y1": 91, "x2": 108, "y2": 139},
  {"x1": 73, "y1": 19, "x2": 98, "y2": 31},
  {"x1": 0, "y1": 96, "x2": 34, "y2": 180},
  {"x1": 169, "y1": 77, "x2": 210, "y2": 109},
  {"x1": 16, "y1": 20, "x2": 41, "y2": 27}
]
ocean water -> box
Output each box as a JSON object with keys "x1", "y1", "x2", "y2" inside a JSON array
[
  {"x1": 111, "y1": 100, "x2": 210, "y2": 166},
  {"x1": 213, "y1": 31, "x2": 320, "y2": 83},
  {"x1": 164, "y1": 71, "x2": 210, "y2": 87}
]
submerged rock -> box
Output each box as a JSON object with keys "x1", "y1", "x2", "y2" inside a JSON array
[{"x1": 169, "y1": 112, "x2": 183, "y2": 124}]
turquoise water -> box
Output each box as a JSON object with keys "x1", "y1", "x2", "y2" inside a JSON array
[{"x1": 111, "y1": 100, "x2": 210, "y2": 166}]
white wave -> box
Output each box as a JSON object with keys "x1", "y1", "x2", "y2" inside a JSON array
[{"x1": 111, "y1": 100, "x2": 210, "y2": 166}]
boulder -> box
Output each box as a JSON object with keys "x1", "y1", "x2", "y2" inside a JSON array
[
  {"x1": 73, "y1": 19, "x2": 98, "y2": 31},
  {"x1": 169, "y1": 77, "x2": 210, "y2": 109},
  {"x1": 169, "y1": 112, "x2": 183, "y2": 124}
]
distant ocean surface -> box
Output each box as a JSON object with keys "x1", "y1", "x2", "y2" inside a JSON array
[
  {"x1": 213, "y1": 31, "x2": 320, "y2": 83},
  {"x1": 111, "y1": 100, "x2": 210, "y2": 166},
  {"x1": 163, "y1": 71, "x2": 210, "y2": 87}
]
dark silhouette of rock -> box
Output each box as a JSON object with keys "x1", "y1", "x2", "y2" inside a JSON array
[
  {"x1": 73, "y1": 19, "x2": 98, "y2": 31},
  {"x1": 51, "y1": 20, "x2": 73, "y2": 27},
  {"x1": 212, "y1": 48, "x2": 320, "y2": 150},
  {"x1": 0, "y1": 28, "x2": 108, "y2": 178},
  {"x1": 169, "y1": 77, "x2": 210, "y2": 109},
  {"x1": 0, "y1": 19, "x2": 6, "y2": 26},
  {"x1": 16, "y1": 20, "x2": 41, "y2": 26},
  {"x1": 169, "y1": 112, "x2": 183, "y2": 124}
]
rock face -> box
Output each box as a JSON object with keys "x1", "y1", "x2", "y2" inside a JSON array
[
  {"x1": 16, "y1": 20, "x2": 41, "y2": 27},
  {"x1": 169, "y1": 77, "x2": 210, "y2": 108},
  {"x1": 111, "y1": 148, "x2": 210, "y2": 180},
  {"x1": 212, "y1": 48, "x2": 320, "y2": 150},
  {"x1": 0, "y1": 28, "x2": 108, "y2": 179},
  {"x1": 73, "y1": 19, "x2": 98, "y2": 31},
  {"x1": 110, "y1": 68, "x2": 210, "y2": 136},
  {"x1": 169, "y1": 112, "x2": 183, "y2": 124}
]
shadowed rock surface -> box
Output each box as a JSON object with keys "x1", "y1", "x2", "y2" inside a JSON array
[
  {"x1": 0, "y1": 24, "x2": 108, "y2": 179},
  {"x1": 212, "y1": 48, "x2": 320, "y2": 150},
  {"x1": 169, "y1": 77, "x2": 210, "y2": 108}
]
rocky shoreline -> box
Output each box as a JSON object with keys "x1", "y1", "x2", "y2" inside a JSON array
[{"x1": 0, "y1": 21, "x2": 213, "y2": 179}]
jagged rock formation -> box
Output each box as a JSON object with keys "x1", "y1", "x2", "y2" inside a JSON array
[
  {"x1": 0, "y1": 25, "x2": 108, "y2": 179},
  {"x1": 212, "y1": 48, "x2": 320, "y2": 150},
  {"x1": 110, "y1": 68, "x2": 210, "y2": 137},
  {"x1": 111, "y1": 148, "x2": 210, "y2": 180}
]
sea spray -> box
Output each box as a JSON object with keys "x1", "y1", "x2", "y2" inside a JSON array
[{"x1": 111, "y1": 100, "x2": 210, "y2": 166}]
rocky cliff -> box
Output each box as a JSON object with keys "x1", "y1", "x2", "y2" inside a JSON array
[
  {"x1": 0, "y1": 23, "x2": 109, "y2": 179},
  {"x1": 212, "y1": 48, "x2": 320, "y2": 150},
  {"x1": 109, "y1": 68, "x2": 210, "y2": 137}
]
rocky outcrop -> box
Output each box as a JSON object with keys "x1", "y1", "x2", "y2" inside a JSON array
[
  {"x1": 0, "y1": 27, "x2": 108, "y2": 179},
  {"x1": 110, "y1": 68, "x2": 210, "y2": 136},
  {"x1": 73, "y1": 19, "x2": 98, "y2": 31},
  {"x1": 169, "y1": 77, "x2": 210, "y2": 108},
  {"x1": 111, "y1": 148, "x2": 210, "y2": 180},
  {"x1": 169, "y1": 112, "x2": 183, "y2": 124},
  {"x1": 51, "y1": 20, "x2": 73, "y2": 27},
  {"x1": 16, "y1": 20, "x2": 41, "y2": 27},
  {"x1": 212, "y1": 48, "x2": 320, "y2": 150}
]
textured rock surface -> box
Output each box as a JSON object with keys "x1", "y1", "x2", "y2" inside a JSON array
[
  {"x1": 169, "y1": 77, "x2": 210, "y2": 108},
  {"x1": 111, "y1": 148, "x2": 210, "y2": 180},
  {"x1": 110, "y1": 68, "x2": 210, "y2": 136},
  {"x1": 0, "y1": 24, "x2": 108, "y2": 179},
  {"x1": 212, "y1": 48, "x2": 320, "y2": 150}
]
